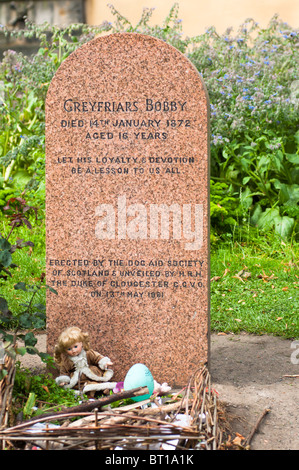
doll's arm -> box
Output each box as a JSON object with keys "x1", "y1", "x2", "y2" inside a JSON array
[
  {"x1": 88, "y1": 350, "x2": 113, "y2": 370},
  {"x1": 98, "y1": 356, "x2": 113, "y2": 370},
  {"x1": 55, "y1": 375, "x2": 71, "y2": 387}
]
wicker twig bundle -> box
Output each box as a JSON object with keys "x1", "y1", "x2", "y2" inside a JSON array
[
  {"x1": 0, "y1": 351, "x2": 16, "y2": 431},
  {"x1": 0, "y1": 364, "x2": 227, "y2": 450}
]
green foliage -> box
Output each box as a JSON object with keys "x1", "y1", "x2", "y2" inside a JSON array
[
  {"x1": 0, "y1": 5, "x2": 297, "y2": 344},
  {"x1": 187, "y1": 16, "x2": 299, "y2": 239},
  {"x1": 0, "y1": 6, "x2": 297, "y2": 241},
  {"x1": 0, "y1": 7, "x2": 296, "y2": 408},
  {"x1": 106, "y1": 3, "x2": 188, "y2": 52},
  {"x1": 0, "y1": 196, "x2": 56, "y2": 370},
  {"x1": 210, "y1": 180, "x2": 242, "y2": 242},
  {"x1": 13, "y1": 365, "x2": 83, "y2": 418}
]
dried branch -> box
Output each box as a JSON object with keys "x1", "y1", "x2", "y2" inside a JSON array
[
  {"x1": 244, "y1": 407, "x2": 271, "y2": 447},
  {"x1": 1, "y1": 386, "x2": 149, "y2": 432}
]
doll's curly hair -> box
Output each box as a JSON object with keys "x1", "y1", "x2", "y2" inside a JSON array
[{"x1": 54, "y1": 326, "x2": 90, "y2": 365}]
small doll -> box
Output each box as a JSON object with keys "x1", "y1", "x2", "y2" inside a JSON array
[{"x1": 54, "y1": 326, "x2": 117, "y2": 396}]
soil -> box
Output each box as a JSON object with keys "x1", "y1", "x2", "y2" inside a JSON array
[{"x1": 20, "y1": 331, "x2": 299, "y2": 451}]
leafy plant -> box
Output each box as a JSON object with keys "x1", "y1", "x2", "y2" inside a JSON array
[
  {"x1": 0, "y1": 197, "x2": 36, "y2": 280},
  {"x1": 210, "y1": 180, "x2": 242, "y2": 242},
  {"x1": 1, "y1": 6, "x2": 297, "y2": 241},
  {"x1": 13, "y1": 365, "x2": 83, "y2": 418},
  {"x1": 187, "y1": 16, "x2": 298, "y2": 239},
  {"x1": 0, "y1": 196, "x2": 56, "y2": 375}
]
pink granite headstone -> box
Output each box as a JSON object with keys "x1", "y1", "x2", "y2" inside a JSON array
[{"x1": 46, "y1": 33, "x2": 210, "y2": 386}]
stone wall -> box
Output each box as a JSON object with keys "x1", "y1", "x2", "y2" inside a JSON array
[{"x1": 0, "y1": 0, "x2": 85, "y2": 57}]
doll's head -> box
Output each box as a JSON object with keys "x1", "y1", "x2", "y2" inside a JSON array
[{"x1": 54, "y1": 326, "x2": 90, "y2": 365}]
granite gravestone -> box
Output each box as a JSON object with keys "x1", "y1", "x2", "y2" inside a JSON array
[{"x1": 46, "y1": 33, "x2": 210, "y2": 386}]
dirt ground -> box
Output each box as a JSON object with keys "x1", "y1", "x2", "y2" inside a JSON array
[{"x1": 20, "y1": 331, "x2": 299, "y2": 451}]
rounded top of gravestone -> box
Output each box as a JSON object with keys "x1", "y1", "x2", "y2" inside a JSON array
[{"x1": 46, "y1": 32, "x2": 209, "y2": 107}]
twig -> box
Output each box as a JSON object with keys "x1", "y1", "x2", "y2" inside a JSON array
[
  {"x1": 1, "y1": 386, "x2": 149, "y2": 431},
  {"x1": 244, "y1": 407, "x2": 271, "y2": 447},
  {"x1": 67, "y1": 398, "x2": 185, "y2": 428}
]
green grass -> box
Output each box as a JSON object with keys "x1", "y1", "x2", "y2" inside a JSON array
[
  {"x1": 210, "y1": 239, "x2": 298, "y2": 338},
  {"x1": 0, "y1": 219, "x2": 46, "y2": 316},
  {"x1": 0, "y1": 249, "x2": 46, "y2": 314},
  {"x1": 1, "y1": 221, "x2": 298, "y2": 338}
]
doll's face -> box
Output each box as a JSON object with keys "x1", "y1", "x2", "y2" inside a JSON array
[{"x1": 66, "y1": 342, "x2": 83, "y2": 357}]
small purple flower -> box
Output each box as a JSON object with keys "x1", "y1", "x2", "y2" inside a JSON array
[{"x1": 113, "y1": 382, "x2": 124, "y2": 393}]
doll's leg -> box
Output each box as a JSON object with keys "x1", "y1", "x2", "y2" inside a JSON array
[
  {"x1": 102, "y1": 369, "x2": 114, "y2": 381},
  {"x1": 83, "y1": 381, "x2": 117, "y2": 394}
]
